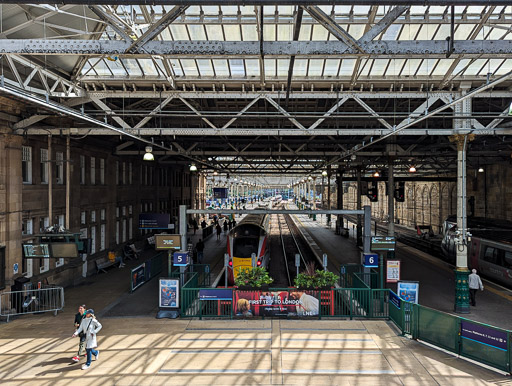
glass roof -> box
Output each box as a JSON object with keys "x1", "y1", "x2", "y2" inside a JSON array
[{"x1": 78, "y1": 5, "x2": 512, "y2": 83}]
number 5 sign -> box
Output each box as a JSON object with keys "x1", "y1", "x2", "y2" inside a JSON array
[
  {"x1": 173, "y1": 252, "x2": 189, "y2": 266},
  {"x1": 363, "y1": 253, "x2": 379, "y2": 268}
]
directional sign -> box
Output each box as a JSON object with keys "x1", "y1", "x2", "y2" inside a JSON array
[
  {"x1": 363, "y1": 253, "x2": 379, "y2": 268},
  {"x1": 155, "y1": 234, "x2": 181, "y2": 250},
  {"x1": 173, "y1": 252, "x2": 189, "y2": 266}
]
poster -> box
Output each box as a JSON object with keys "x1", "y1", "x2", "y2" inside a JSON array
[
  {"x1": 234, "y1": 290, "x2": 320, "y2": 317},
  {"x1": 397, "y1": 281, "x2": 419, "y2": 304},
  {"x1": 159, "y1": 279, "x2": 179, "y2": 308},
  {"x1": 131, "y1": 263, "x2": 146, "y2": 291},
  {"x1": 386, "y1": 260, "x2": 401, "y2": 283},
  {"x1": 460, "y1": 320, "x2": 508, "y2": 350}
]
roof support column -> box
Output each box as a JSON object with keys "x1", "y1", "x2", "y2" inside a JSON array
[
  {"x1": 356, "y1": 169, "x2": 363, "y2": 247},
  {"x1": 387, "y1": 159, "x2": 395, "y2": 236}
]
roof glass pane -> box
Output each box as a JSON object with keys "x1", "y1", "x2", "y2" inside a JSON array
[
  {"x1": 371, "y1": 59, "x2": 389, "y2": 76},
  {"x1": 169, "y1": 59, "x2": 183, "y2": 76},
  {"x1": 224, "y1": 25, "x2": 241, "y2": 40},
  {"x1": 138, "y1": 59, "x2": 159, "y2": 76},
  {"x1": 467, "y1": 6, "x2": 485, "y2": 13},
  {"x1": 359, "y1": 59, "x2": 373, "y2": 77},
  {"x1": 264, "y1": 58, "x2": 276, "y2": 77},
  {"x1": 329, "y1": 24, "x2": 348, "y2": 40},
  {"x1": 264, "y1": 6, "x2": 276, "y2": 15},
  {"x1": 385, "y1": 59, "x2": 406, "y2": 76},
  {"x1": 188, "y1": 24, "x2": 207, "y2": 40},
  {"x1": 205, "y1": 24, "x2": 224, "y2": 40},
  {"x1": 242, "y1": 25, "x2": 258, "y2": 41},
  {"x1": 495, "y1": 59, "x2": 512, "y2": 75},
  {"x1": 229, "y1": 59, "x2": 246, "y2": 76},
  {"x1": 353, "y1": 6, "x2": 371, "y2": 14},
  {"x1": 429, "y1": 6, "x2": 448, "y2": 14},
  {"x1": 277, "y1": 6, "x2": 295, "y2": 16},
  {"x1": 202, "y1": 6, "x2": 219, "y2": 15},
  {"x1": 293, "y1": 59, "x2": 308, "y2": 77},
  {"x1": 185, "y1": 6, "x2": 201, "y2": 14},
  {"x1": 454, "y1": 24, "x2": 476, "y2": 40},
  {"x1": 398, "y1": 24, "x2": 421, "y2": 40},
  {"x1": 334, "y1": 6, "x2": 353, "y2": 14},
  {"x1": 308, "y1": 59, "x2": 324, "y2": 77},
  {"x1": 312, "y1": 24, "x2": 328, "y2": 41},
  {"x1": 278, "y1": 24, "x2": 293, "y2": 41},
  {"x1": 462, "y1": 59, "x2": 488, "y2": 76},
  {"x1": 298, "y1": 24, "x2": 312, "y2": 41},
  {"x1": 245, "y1": 59, "x2": 260, "y2": 77},
  {"x1": 197, "y1": 59, "x2": 214, "y2": 76},
  {"x1": 318, "y1": 6, "x2": 332, "y2": 13},
  {"x1": 240, "y1": 6, "x2": 254, "y2": 15},
  {"x1": 222, "y1": 6, "x2": 238, "y2": 15},
  {"x1": 323, "y1": 59, "x2": 340, "y2": 76},
  {"x1": 170, "y1": 25, "x2": 189, "y2": 40},
  {"x1": 339, "y1": 59, "x2": 356, "y2": 76},
  {"x1": 277, "y1": 59, "x2": 290, "y2": 77},
  {"x1": 416, "y1": 58, "x2": 438, "y2": 76},
  {"x1": 180, "y1": 59, "x2": 199, "y2": 76},
  {"x1": 410, "y1": 6, "x2": 428, "y2": 15},
  {"x1": 482, "y1": 59, "x2": 504, "y2": 76},
  {"x1": 123, "y1": 59, "x2": 142, "y2": 76},
  {"x1": 451, "y1": 59, "x2": 471, "y2": 76},
  {"x1": 212, "y1": 59, "x2": 229, "y2": 76},
  {"x1": 381, "y1": 24, "x2": 401, "y2": 40},
  {"x1": 431, "y1": 59, "x2": 455, "y2": 76},
  {"x1": 93, "y1": 60, "x2": 111, "y2": 76},
  {"x1": 401, "y1": 59, "x2": 422, "y2": 76},
  {"x1": 81, "y1": 60, "x2": 92, "y2": 76},
  {"x1": 264, "y1": 24, "x2": 276, "y2": 41},
  {"x1": 348, "y1": 24, "x2": 365, "y2": 40},
  {"x1": 414, "y1": 25, "x2": 430, "y2": 40},
  {"x1": 161, "y1": 28, "x2": 172, "y2": 40},
  {"x1": 488, "y1": 25, "x2": 511, "y2": 40}
]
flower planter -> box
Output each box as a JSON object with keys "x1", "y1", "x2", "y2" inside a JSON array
[{"x1": 236, "y1": 285, "x2": 270, "y2": 291}]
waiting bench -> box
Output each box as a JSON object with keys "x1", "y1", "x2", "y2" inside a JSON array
[{"x1": 95, "y1": 256, "x2": 117, "y2": 274}]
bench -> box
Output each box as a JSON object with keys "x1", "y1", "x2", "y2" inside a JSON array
[{"x1": 95, "y1": 257, "x2": 117, "y2": 274}]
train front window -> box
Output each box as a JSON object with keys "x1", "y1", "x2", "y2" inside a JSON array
[
  {"x1": 483, "y1": 246, "x2": 498, "y2": 265},
  {"x1": 233, "y1": 238, "x2": 258, "y2": 258}
]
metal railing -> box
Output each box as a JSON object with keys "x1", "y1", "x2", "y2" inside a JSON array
[{"x1": 0, "y1": 286, "x2": 65, "y2": 322}]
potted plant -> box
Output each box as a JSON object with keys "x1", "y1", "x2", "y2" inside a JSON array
[
  {"x1": 235, "y1": 267, "x2": 274, "y2": 289},
  {"x1": 294, "y1": 262, "x2": 339, "y2": 289}
]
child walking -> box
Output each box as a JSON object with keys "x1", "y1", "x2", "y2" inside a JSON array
[{"x1": 72, "y1": 309, "x2": 102, "y2": 370}]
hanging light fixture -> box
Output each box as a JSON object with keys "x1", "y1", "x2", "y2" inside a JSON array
[
  {"x1": 213, "y1": 171, "x2": 218, "y2": 176},
  {"x1": 478, "y1": 166, "x2": 484, "y2": 173},
  {"x1": 143, "y1": 146, "x2": 154, "y2": 161},
  {"x1": 409, "y1": 166, "x2": 417, "y2": 173},
  {"x1": 322, "y1": 170, "x2": 328, "y2": 176},
  {"x1": 373, "y1": 171, "x2": 380, "y2": 177},
  {"x1": 189, "y1": 164, "x2": 198, "y2": 172}
]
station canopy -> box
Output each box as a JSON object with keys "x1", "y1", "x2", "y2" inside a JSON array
[{"x1": 0, "y1": 1, "x2": 511, "y2": 186}]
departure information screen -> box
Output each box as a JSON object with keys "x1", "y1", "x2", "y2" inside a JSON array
[{"x1": 23, "y1": 244, "x2": 50, "y2": 258}]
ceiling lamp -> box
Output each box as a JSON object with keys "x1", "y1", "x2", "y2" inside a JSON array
[
  {"x1": 143, "y1": 146, "x2": 154, "y2": 161},
  {"x1": 308, "y1": 176, "x2": 313, "y2": 180},
  {"x1": 372, "y1": 171, "x2": 380, "y2": 177},
  {"x1": 322, "y1": 170, "x2": 328, "y2": 176},
  {"x1": 478, "y1": 166, "x2": 484, "y2": 173},
  {"x1": 213, "y1": 171, "x2": 218, "y2": 176},
  {"x1": 409, "y1": 166, "x2": 417, "y2": 173},
  {"x1": 189, "y1": 164, "x2": 198, "y2": 172}
]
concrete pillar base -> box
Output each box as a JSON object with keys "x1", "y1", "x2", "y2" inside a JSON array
[{"x1": 454, "y1": 268, "x2": 470, "y2": 314}]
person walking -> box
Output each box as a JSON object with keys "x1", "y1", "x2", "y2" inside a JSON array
[
  {"x1": 468, "y1": 269, "x2": 484, "y2": 306},
  {"x1": 196, "y1": 239, "x2": 205, "y2": 264},
  {"x1": 192, "y1": 218, "x2": 199, "y2": 235},
  {"x1": 216, "y1": 223, "x2": 222, "y2": 240},
  {"x1": 72, "y1": 309, "x2": 102, "y2": 370},
  {"x1": 223, "y1": 219, "x2": 228, "y2": 233},
  {"x1": 71, "y1": 304, "x2": 87, "y2": 362}
]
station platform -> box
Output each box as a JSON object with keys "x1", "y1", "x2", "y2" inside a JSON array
[{"x1": 291, "y1": 208, "x2": 512, "y2": 331}]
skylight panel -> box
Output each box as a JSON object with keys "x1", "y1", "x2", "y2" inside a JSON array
[
  {"x1": 308, "y1": 59, "x2": 324, "y2": 77},
  {"x1": 359, "y1": 58, "x2": 373, "y2": 77},
  {"x1": 277, "y1": 59, "x2": 290, "y2": 77},
  {"x1": 401, "y1": 59, "x2": 421, "y2": 76},
  {"x1": 462, "y1": 59, "x2": 488, "y2": 76},
  {"x1": 433, "y1": 25, "x2": 451, "y2": 40},
  {"x1": 188, "y1": 24, "x2": 207, "y2": 40},
  {"x1": 245, "y1": 59, "x2": 260, "y2": 77},
  {"x1": 197, "y1": 59, "x2": 214, "y2": 76},
  {"x1": 205, "y1": 25, "x2": 224, "y2": 40},
  {"x1": 277, "y1": 6, "x2": 295, "y2": 16},
  {"x1": 124, "y1": 59, "x2": 142, "y2": 76},
  {"x1": 371, "y1": 59, "x2": 389, "y2": 76},
  {"x1": 242, "y1": 25, "x2": 258, "y2": 41},
  {"x1": 222, "y1": 6, "x2": 239, "y2": 15},
  {"x1": 264, "y1": 58, "x2": 276, "y2": 77},
  {"x1": 348, "y1": 24, "x2": 365, "y2": 40},
  {"x1": 264, "y1": 24, "x2": 276, "y2": 41},
  {"x1": 451, "y1": 59, "x2": 471, "y2": 76},
  {"x1": 293, "y1": 59, "x2": 308, "y2": 77},
  {"x1": 334, "y1": 6, "x2": 353, "y2": 15},
  {"x1": 298, "y1": 24, "x2": 312, "y2": 41},
  {"x1": 278, "y1": 24, "x2": 292, "y2": 41},
  {"x1": 240, "y1": 6, "x2": 254, "y2": 16},
  {"x1": 229, "y1": 59, "x2": 246, "y2": 76},
  {"x1": 170, "y1": 25, "x2": 189, "y2": 40},
  {"x1": 398, "y1": 24, "x2": 421, "y2": 40},
  {"x1": 495, "y1": 59, "x2": 512, "y2": 75},
  {"x1": 264, "y1": 6, "x2": 276, "y2": 15},
  {"x1": 487, "y1": 25, "x2": 511, "y2": 40},
  {"x1": 385, "y1": 59, "x2": 406, "y2": 76},
  {"x1": 410, "y1": 6, "x2": 428, "y2": 15},
  {"x1": 381, "y1": 24, "x2": 401, "y2": 40},
  {"x1": 329, "y1": 25, "x2": 348, "y2": 40},
  {"x1": 212, "y1": 59, "x2": 229, "y2": 76},
  {"x1": 185, "y1": 6, "x2": 201, "y2": 15},
  {"x1": 202, "y1": 6, "x2": 219, "y2": 15},
  {"x1": 93, "y1": 60, "x2": 112, "y2": 76},
  {"x1": 181, "y1": 59, "x2": 199, "y2": 76},
  {"x1": 416, "y1": 58, "x2": 437, "y2": 76},
  {"x1": 454, "y1": 24, "x2": 475, "y2": 40},
  {"x1": 170, "y1": 59, "x2": 183, "y2": 76},
  {"x1": 311, "y1": 24, "x2": 328, "y2": 41},
  {"x1": 353, "y1": 6, "x2": 370, "y2": 15},
  {"x1": 323, "y1": 59, "x2": 340, "y2": 76},
  {"x1": 429, "y1": 6, "x2": 447, "y2": 14},
  {"x1": 339, "y1": 59, "x2": 356, "y2": 76},
  {"x1": 139, "y1": 59, "x2": 159, "y2": 76},
  {"x1": 224, "y1": 25, "x2": 242, "y2": 41},
  {"x1": 431, "y1": 59, "x2": 455, "y2": 76}
]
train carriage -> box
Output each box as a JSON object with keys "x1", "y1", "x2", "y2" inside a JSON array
[{"x1": 226, "y1": 214, "x2": 270, "y2": 285}]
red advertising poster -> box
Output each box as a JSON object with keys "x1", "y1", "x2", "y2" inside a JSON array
[{"x1": 234, "y1": 290, "x2": 320, "y2": 317}]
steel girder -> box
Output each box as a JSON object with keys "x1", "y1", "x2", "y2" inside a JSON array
[{"x1": 3, "y1": 40, "x2": 512, "y2": 58}]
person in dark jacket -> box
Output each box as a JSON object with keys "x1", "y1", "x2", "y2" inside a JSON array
[
  {"x1": 72, "y1": 304, "x2": 87, "y2": 362},
  {"x1": 196, "y1": 239, "x2": 205, "y2": 264},
  {"x1": 216, "y1": 223, "x2": 222, "y2": 240},
  {"x1": 223, "y1": 219, "x2": 228, "y2": 233}
]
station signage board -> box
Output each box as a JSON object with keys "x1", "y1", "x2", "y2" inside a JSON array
[
  {"x1": 139, "y1": 213, "x2": 171, "y2": 229},
  {"x1": 199, "y1": 288, "x2": 233, "y2": 301},
  {"x1": 386, "y1": 260, "x2": 401, "y2": 283},
  {"x1": 363, "y1": 253, "x2": 379, "y2": 268},
  {"x1": 51, "y1": 243, "x2": 79, "y2": 258},
  {"x1": 460, "y1": 320, "x2": 508, "y2": 351},
  {"x1": 155, "y1": 234, "x2": 181, "y2": 250},
  {"x1": 213, "y1": 187, "x2": 228, "y2": 199},
  {"x1": 22, "y1": 244, "x2": 50, "y2": 258},
  {"x1": 371, "y1": 236, "x2": 396, "y2": 251},
  {"x1": 173, "y1": 252, "x2": 189, "y2": 266}
]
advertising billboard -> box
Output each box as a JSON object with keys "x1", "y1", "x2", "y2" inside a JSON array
[
  {"x1": 397, "y1": 281, "x2": 419, "y2": 304},
  {"x1": 139, "y1": 213, "x2": 171, "y2": 229},
  {"x1": 213, "y1": 188, "x2": 229, "y2": 199},
  {"x1": 234, "y1": 290, "x2": 320, "y2": 317},
  {"x1": 131, "y1": 263, "x2": 146, "y2": 291},
  {"x1": 159, "y1": 279, "x2": 179, "y2": 308}
]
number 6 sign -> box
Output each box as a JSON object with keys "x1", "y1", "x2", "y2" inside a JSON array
[{"x1": 363, "y1": 253, "x2": 379, "y2": 268}]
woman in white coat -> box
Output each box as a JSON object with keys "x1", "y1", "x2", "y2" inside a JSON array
[{"x1": 72, "y1": 309, "x2": 102, "y2": 370}]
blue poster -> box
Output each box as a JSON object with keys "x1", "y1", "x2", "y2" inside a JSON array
[
  {"x1": 159, "y1": 279, "x2": 179, "y2": 308},
  {"x1": 397, "y1": 281, "x2": 419, "y2": 304},
  {"x1": 199, "y1": 289, "x2": 233, "y2": 301},
  {"x1": 461, "y1": 320, "x2": 508, "y2": 351},
  {"x1": 389, "y1": 291, "x2": 401, "y2": 309},
  {"x1": 131, "y1": 263, "x2": 146, "y2": 291}
]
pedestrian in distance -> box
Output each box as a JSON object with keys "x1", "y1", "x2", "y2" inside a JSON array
[
  {"x1": 216, "y1": 223, "x2": 222, "y2": 240},
  {"x1": 196, "y1": 239, "x2": 205, "y2": 264},
  {"x1": 223, "y1": 219, "x2": 228, "y2": 233},
  {"x1": 72, "y1": 309, "x2": 102, "y2": 370},
  {"x1": 71, "y1": 304, "x2": 87, "y2": 362},
  {"x1": 192, "y1": 218, "x2": 198, "y2": 235},
  {"x1": 468, "y1": 269, "x2": 484, "y2": 306}
]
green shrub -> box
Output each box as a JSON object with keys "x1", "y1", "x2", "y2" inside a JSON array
[
  {"x1": 235, "y1": 267, "x2": 274, "y2": 288},
  {"x1": 294, "y1": 265, "x2": 339, "y2": 288}
]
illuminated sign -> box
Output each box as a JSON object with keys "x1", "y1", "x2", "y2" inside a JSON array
[{"x1": 155, "y1": 234, "x2": 181, "y2": 250}]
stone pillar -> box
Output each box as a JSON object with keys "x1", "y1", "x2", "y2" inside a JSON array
[
  {"x1": 0, "y1": 132, "x2": 23, "y2": 292},
  {"x1": 387, "y1": 160, "x2": 395, "y2": 236},
  {"x1": 312, "y1": 177, "x2": 317, "y2": 210},
  {"x1": 356, "y1": 169, "x2": 362, "y2": 246}
]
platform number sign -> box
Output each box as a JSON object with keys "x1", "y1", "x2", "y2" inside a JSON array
[
  {"x1": 173, "y1": 252, "x2": 189, "y2": 267},
  {"x1": 363, "y1": 253, "x2": 379, "y2": 268}
]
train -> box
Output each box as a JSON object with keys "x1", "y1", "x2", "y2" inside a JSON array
[
  {"x1": 441, "y1": 215, "x2": 512, "y2": 287},
  {"x1": 226, "y1": 214, "x2": 270, "y2": 285}
]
